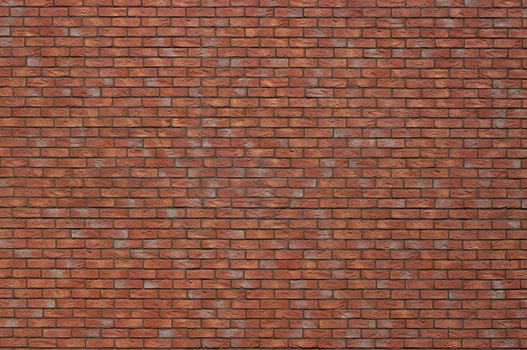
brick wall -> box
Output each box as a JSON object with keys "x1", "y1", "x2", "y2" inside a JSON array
[{"x1": 1, "y1": 0, "x2": 526, "y2": 348}]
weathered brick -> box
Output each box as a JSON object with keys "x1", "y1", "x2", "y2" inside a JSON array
[{"x1": 0, "y1": 0, "x2": 525, "y2": 348}]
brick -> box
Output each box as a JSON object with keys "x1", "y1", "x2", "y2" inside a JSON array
[{"x1": 0, "y1": 0, "x2": 525, "y2": 349}]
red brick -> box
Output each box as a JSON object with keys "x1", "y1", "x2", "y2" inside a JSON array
[{"x1": 0, "y1": 0, "x2": 525, "y2": 348}]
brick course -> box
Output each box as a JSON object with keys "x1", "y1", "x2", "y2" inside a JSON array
[{"x1": 0, "y1": 0, "x2": 526, "y2": 348}]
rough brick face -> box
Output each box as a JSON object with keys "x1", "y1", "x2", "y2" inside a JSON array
[{"x1": 0, "y1": 0, "x2": 526, "y2": 348}]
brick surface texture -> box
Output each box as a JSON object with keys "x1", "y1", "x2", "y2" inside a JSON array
[{"x1": 0, "y1": 0, "x2": 526, "y2": 349}]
